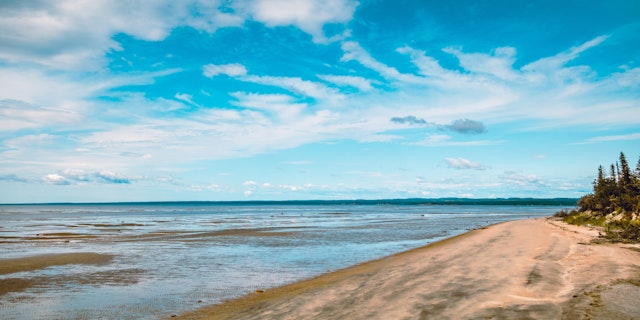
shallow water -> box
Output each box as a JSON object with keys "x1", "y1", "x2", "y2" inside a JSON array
[{"x1": 0, "y1": 203, "x2": 570, "y2": 319}]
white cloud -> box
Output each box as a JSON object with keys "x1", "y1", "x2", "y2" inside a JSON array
[
  {"x1": 341, "y1": 41, "x2": 424, "y2": 84},
  {"x1": 203, "y1": 63, "x2": 248, "y2": 77},
  {"x1": 0, "y1": 0, "x2": 358, "y2": 73},
  {"x1": 243, "y1": 75, "x2": 344, "y2": 101},
  {"x1": 174, "y1": 93, "x2": 197, "y2": 106},
  {"x1": 444, "y1": 157, "x2": 485, "y2": 170},
  {"x1": 0, "y1": 0, "x2": 357, "y2": 72},
  {"x1": 238, "y1": 0, "x2": 358, "y2": 43},
  {"x1": 317, "y1": 75, "x2": 374, "y2": 91},
  {"x1": 396, "y1": 46, "x2": 456, "y2": 79},
  {"x1": 349, "y1": 36, "x2": 639, "y2": 128},
  {"x1": 230, "y1": 92, "x2": 306, "y2": 120},
  {"x1": 522, "y1": 36, "x2": 609, "y2": 73},
  {"x1": 443, "y1": 46, "x2": 519, "y2": 80},
  {"x1": 204, "y1": 64, "x2": 344, "y2": 102},
  {"x1": 0, "y1": 1, "x2": 244, "y2": 70},
  {"x1": 0, "y1": 67, "x2": 180, "y2": 134},
  {"x1": 4, "y1": 133, "x2": 56, "y2": 149},
  {"x1": 43, "y1": 173, "x2": 69, "y2": 185},
  {"x1": 0, "y1": 99, "x2": 81, "y2": 131}
]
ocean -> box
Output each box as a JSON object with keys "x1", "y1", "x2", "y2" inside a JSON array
[{"x1": 0, "y1": 201, "x2": 574, "y2": 319}]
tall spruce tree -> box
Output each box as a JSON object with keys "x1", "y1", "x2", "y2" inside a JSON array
[
  {"x1": 619, "y1": 152, "x2": 632, "y2": 189},
  {"x1": 597, "y1": 165, "x2": 605, "y2": 186}
]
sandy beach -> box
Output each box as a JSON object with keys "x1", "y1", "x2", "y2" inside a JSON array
[{"x1": 177, "y1": 218, "x2": 640, "y2": 320}]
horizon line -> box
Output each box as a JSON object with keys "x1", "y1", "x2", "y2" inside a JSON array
[{"x1": 0, "y1": 197, "x2": 579, "y2": 206}]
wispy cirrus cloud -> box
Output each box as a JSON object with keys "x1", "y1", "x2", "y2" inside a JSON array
[
  {"x1": 522, "y1": 36, "x2": 609, "y2": 74},
  {"x1": 203, "y1": 63, "x2": 344, "y2": 102},
  {"x1": 579, "y1": 132, "x2": 640, "y2": 144},
  {"x1": 443, "y1": 46, "x2": 519, "y2": 80},
  {"x1": 349, "y1": 36, "x2": 639, "y2": 128},
  {"x1": 341, "y1": 41, "x2": 424, "y2": 84},
  {"x1": 317, "y1": 74, "x2": 375, "y2": 92}
]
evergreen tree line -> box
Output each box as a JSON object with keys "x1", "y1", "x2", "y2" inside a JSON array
[
  {"x1": 578, "y1": 152, "x2": 640, "y2": 215},
  {"x1": 556, "y1": 152, "x2": 640, "y2": 242}
]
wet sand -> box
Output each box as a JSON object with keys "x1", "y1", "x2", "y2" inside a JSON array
[
  {"x1": 0, "y1": 252, "x2": 113, "y2": 275},
  {"x1": 177, "y1": 218, "x2": 640, "y2": 319},
  {"x1": 0, "y1": 252, "x2": 115, "y2": 296}
]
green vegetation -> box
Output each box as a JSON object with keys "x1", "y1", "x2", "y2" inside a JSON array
[{"x1": 555, "y1": 152, "x2": 640, "y2": 242}]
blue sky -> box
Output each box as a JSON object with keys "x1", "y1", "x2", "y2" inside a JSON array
[{"x1": 1, "y1": 0, "x2": 639, "y2": 203}]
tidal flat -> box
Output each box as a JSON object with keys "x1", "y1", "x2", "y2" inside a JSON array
[{"x1": 0, "y1": 203, "x2": 567, "y2": 319}]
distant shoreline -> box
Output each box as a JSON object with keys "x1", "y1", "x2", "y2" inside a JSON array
[{"x1": 0, "y1": 197, "x2": 579, "y2": 206}]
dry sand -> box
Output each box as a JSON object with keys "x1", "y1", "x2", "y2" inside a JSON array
[{"x1": 176, "y1": 218, "x2": 640, "y2": 320}]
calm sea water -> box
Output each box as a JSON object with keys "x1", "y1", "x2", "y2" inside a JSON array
[{"x1": 0, "y1": 202, "x2": 571, "y2": 319}]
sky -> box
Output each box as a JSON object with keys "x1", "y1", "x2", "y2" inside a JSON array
[{"x1": 0, "y1": 0, "x2": 639, "y2": 203}]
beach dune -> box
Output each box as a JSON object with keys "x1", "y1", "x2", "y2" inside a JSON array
[{"x1": 178, "y1": 219, "x2": 640, "y2": 319}]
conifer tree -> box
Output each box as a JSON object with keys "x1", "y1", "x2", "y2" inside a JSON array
[
  {"x1": 636, "y1": 156, "x2": 640, "y2": 190},
  {"x1": 563, "y1": 152, "x2": 639, "y2": 241},
  {"x1": 619, "y1": 152, "x2": 632, "y2": 189},
  {"x1": 597, "y1": 165, "x2": 605, "y2": 187}
]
